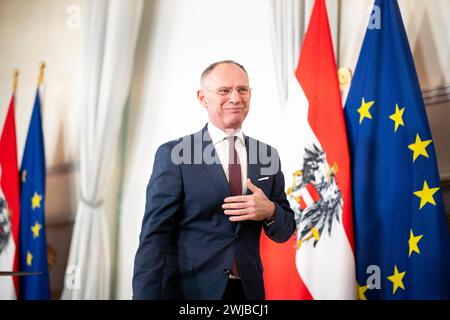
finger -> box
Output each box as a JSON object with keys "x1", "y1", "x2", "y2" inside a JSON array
[
  {"x1": 229, "y1": 214, "x2": 256, "y2": 222},
  {"x1": 224, "y1": 195, "x2": 251, "y2": 203},
  {"x1": 246, "y1": 179, "x2": 260, "y2": 193},
  {"x1": 222, "y1": 202, "x2": 250, "y2": 210},
  {"x1": 224, "y1": 208, "x2": 248, "y2": 216}
]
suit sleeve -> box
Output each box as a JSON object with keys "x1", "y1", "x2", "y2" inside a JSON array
[
  {"x1": 132, "y1": 142, "x2": 183, "y2": 299},
  {"x1": 262, "y1": 150, "x2": 296, "y2": 243}
]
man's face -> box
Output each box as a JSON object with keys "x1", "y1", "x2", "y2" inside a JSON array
[{"x1": 197, "y1": 63, "x2": 251, "y2": 132}]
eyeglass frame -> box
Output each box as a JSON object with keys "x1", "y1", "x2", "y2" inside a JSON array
[{"x1": 203, "y1": 86, "x2": 252, "y2": 98}]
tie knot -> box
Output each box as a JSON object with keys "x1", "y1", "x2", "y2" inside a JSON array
[{"x1": 227, "y1": 135, "x2": 237, "y2": 144}]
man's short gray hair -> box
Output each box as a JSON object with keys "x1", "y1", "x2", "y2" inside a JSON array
[{"x1": 200, "y1": 60, "x2": 247, "y2": 84}]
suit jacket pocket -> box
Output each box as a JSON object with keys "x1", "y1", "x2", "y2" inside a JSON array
[
  {"x1": 257, "y1": 177, "x2": 272, "y2": 196},
  {"x1": 164, "y1": 253, "x2": 195, "y2": 272}
]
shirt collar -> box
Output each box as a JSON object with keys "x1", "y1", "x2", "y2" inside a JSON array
[{"x1": 207, "y1": 122, "x2": 245, "y2": 146}]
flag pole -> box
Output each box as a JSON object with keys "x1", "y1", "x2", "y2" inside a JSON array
[
  {"x1": 12, "y1": 69, "x2": 19, "y2": 94},
  {"x1": 38, "y1": 61, "x2": 46, "y2": 113},
  {"x1": 38, "y1": 61, "x2": 45, "y2": 86}
]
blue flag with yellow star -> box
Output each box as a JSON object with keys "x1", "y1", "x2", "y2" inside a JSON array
[
  {"x1": 344, "y1": 0, "x2": 450, "y2": 299},
  {"x1": 19, "y1": 89, "x2": 50, "y2": 299}
]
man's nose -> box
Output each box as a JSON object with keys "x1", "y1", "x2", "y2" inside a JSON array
[{"x1": 228, "y1": 88, "x2": 242, "y2": 104}]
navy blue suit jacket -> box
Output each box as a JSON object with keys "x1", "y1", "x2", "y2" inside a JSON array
[{"x1": 133, "y1": 125, "x2": 295, "y2": 299}]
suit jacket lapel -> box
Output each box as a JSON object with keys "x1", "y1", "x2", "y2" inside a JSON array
[{"x1": 200, "y1": 126, "x2": 231, "y2": 200}]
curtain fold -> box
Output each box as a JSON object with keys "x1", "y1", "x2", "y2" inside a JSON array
[
  {"x1": 61, "y1": 0, "x2": 143, "y2": 300},
  {"x1": 269, "y1": 0, "x2": 307, "y2": 108}
]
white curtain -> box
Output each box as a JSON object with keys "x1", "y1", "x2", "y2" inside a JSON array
[
  {"x1": 61, "y1": 0, "x2": 143, "y2": 300},
  {"x1": 269, "y1": 0, "x2": 310, "y2": 107},
  {"x1": 269, "y1": 0, "x2": 342, "y2": 107}
]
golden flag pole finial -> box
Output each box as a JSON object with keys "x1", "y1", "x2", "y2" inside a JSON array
[
  {"x1": 38, "y1": 61, "x2": 46, "y2": 86},
  {"x1": 12, "y1": 69, "x2": 19, "y2": 94}
]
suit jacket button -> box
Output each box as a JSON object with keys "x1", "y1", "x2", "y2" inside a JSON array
[{"x1": 223, "y1": 269, "x2": 230, "y2": 275}]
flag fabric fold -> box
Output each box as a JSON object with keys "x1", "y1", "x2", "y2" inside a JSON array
[
  {"x1": 19, "y1": 89, "x2": 50, "y2": 299},
  {"x1": 0, "y1": 94, "x2": 21, "y2": 299},
  {"x1": 344, "y1": 0, "x2": 450, "y2": 299},
  {"x1": 261, "y1": 0, "x2": 355, "y2": 299}
]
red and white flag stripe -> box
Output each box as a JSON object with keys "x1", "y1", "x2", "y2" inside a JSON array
[
  {"x1": 298, "y1": 183, "x2": 320, "y2": 210},
  {"x1": 0, "y1": 94, "x2": 21, "y2": 300}
]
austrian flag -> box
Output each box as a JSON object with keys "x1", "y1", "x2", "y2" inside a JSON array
[{"x1": 261, "y1": 0, "x2": 356, "y2": 300}]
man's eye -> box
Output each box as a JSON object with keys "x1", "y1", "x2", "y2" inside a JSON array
[
  {"x1": 237, "y1": 87, "x2": 249, "y2": 94},
  {"x1": 218, "y1": 88, "x2": 231, "y2": 95}
]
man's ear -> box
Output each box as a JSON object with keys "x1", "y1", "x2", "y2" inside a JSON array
[{"x1": 197, "y1": 89, "x2": 207, "y2": 108}]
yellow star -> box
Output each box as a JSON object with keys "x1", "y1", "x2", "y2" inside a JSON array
[
  {"x1": 413, "y1": 180, "x2": 440, "y2": 210},
  {"x1": 31, "y1": 221, "x2": 42, "y2": 239},
  {"x1": 408, "y1": 134, "x2": 432, "y2": 162},
  {"x1": 408, "y1": 229, "x2": 423, "y2": 257},
  {"x1": 27, "y1": 251, "x2": 33, "y2": 266},
  {"x1": 387, "y1": 265, "x2": 406, "y2": 295},
  {"x1": 31, "y1": 192, "x2": 43, "y2": 210},
  {"x1": 389, "y1": 104, "x2": 405, "y2": 132},
  {"x1": 357, "y1": 98, "x2": 374, "y2": 124},
  {"x1": 22, "y1": 170, "x2": 27, "y2": 183},
  {"x1": 358, "y1": 284, "x2": 368, "y2": 300}
]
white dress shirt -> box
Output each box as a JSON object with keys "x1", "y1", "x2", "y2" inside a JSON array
[{"x1": 207, "y1": 122, "x2": 247, "y2": 194}]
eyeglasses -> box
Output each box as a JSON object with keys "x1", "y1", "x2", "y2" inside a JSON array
[{"x1": 204, "y1": 86, "x2": 251, "y2": 97}]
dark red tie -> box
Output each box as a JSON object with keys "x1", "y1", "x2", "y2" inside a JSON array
[
  {"x1": 227, "y1": 136, "x2": 241, "y2": 277},
  {"x1": 228, "y1": 136, "x2": 242, "y2": 196}
]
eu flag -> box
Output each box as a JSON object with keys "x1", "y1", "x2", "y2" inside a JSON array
[
  {"x1": 19, "y1": 89, "x2": 50, "y2": 299},
  {"x1": 344, "y1": 0, "x2": 450, "y2": 299}
]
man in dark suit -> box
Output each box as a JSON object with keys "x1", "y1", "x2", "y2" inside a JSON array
[{"x1": 133, "y1": 60, "x2": 295, "y2": 300}]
